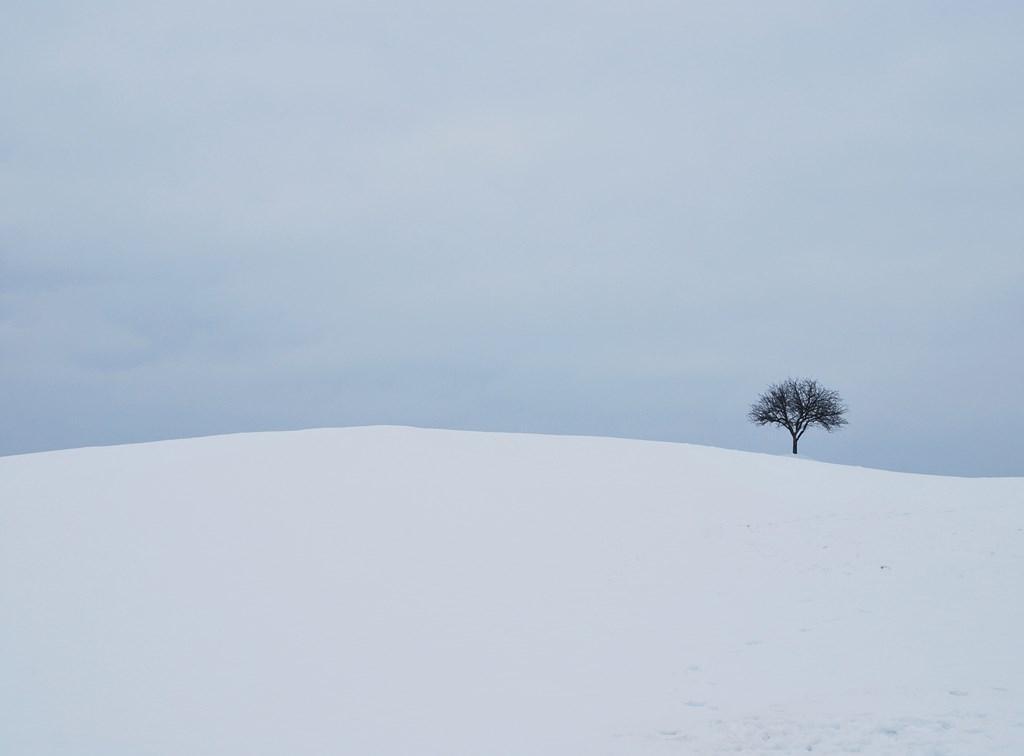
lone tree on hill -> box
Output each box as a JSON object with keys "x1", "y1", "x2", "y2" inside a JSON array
[{"x1": 748, "y1": 378, "x2": 848, "y2": 454}]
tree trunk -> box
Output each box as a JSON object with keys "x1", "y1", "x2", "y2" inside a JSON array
[{"x1": 792, "y1": 434, "x2": 798, "y2": 454}]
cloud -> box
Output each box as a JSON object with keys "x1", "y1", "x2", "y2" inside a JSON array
[{"x1": 2, "y1": 1, "x2": 1023, "y2": 474}]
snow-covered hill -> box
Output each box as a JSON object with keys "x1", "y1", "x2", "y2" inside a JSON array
[{"x1": 2, "y1": 426, "x2": 1022, "y2": 754}]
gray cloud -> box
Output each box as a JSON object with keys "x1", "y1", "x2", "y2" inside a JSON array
[{"x1": 2, "y1": 1, "x2": 1023, "y2": 474}]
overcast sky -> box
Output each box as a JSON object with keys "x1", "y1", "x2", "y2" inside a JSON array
[{"x1": 2, "y1": 1, "x2": 1022, "y2": 475}]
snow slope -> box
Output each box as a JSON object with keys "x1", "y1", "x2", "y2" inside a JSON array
[{"x1": 2, "y1": 426, "x2": 1022, "y2": 755}]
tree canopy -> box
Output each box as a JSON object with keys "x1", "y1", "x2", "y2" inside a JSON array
[{"x1": 749, "y1": 378, "x2": 848, "y2": 454}]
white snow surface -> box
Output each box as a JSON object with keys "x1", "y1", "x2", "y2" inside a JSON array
[{"x1": 2, "y1": 426, "x2": 1023, "y2": 755}]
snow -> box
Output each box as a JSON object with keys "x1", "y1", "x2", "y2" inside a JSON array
[{"x1": 2, "y1": 426, "x2": 1022, "y2": 754}]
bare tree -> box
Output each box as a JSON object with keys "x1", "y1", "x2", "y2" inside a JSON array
[{"x1": 748, "y1": 378, "x2": 847, "y2": 454}]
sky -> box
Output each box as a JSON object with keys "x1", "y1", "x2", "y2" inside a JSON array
[{"x1": 2, "y1": 1, "x2": 1022, "y2": 476}]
